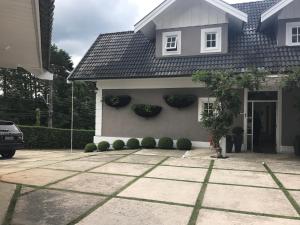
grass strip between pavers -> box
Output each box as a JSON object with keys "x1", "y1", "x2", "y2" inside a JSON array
[
  {"x1": 2, "y1": 184, "x2": 22, "y2": 225},
  {"x1": 264, "y1": 163, "x2": 300, "y2": 216},
  {"x1": 187, "y1": 160, "x2": 214, "y2": 225},
  {"x1": 66, "y1": 156, "x2": 170, "y2": 225}
]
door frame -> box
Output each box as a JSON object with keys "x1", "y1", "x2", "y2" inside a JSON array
[{"x1": 243, "y1": 89, "x2": 282, "y2": 152}]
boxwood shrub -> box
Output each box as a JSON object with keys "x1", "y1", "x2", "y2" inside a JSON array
[
  {"x1": 98, "y1": 141, "x2": 110, "y2": 151},
  {"x1": 141, "y1": 137, "x2": 156, "y2": 149},
  {"x1": 113, "y1": 140, "x2": 125, "y2": 150},
  {"x1": 127, "y1": 138, "x2": 140, "y2": 149},
  {"x1": 158, "y1": 137, "x2": 174, "y2": 149},
  {"x1": 84, "y1": 143, "x2": 97, "y2": 153},
  {"x1": 176, "y1": 138, "x2": 192, "y2": 150},
  {"x1": 19, "y1": 126, "x2": 94, "y2": 149}
]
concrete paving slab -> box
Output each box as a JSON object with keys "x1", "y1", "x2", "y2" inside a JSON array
[
  {"x1": 43, "y1": 160, "x2": 107, "y2": 172},
  {"x1": 1, "y1": 168, "x2": 76, "y2": 186},
  {"x1": 162, "y1": 158, "x2": 211, "y2": 168},
  {"x1": 102, "y1": 150, "x2": 138, "y2": 155},
  {"x1": 290, "y1": 191, "x2": 300, "y2": 205},
  {"x1": 20, "y1": 187, "x2": 35, "y2": 195},
  {"x1": 16, "y1": 160, "x2": 60, "y2": 168},
  {"x1": 118, "y1": 178, "x2": 201, "y2": 205},
  {"x1": 50, "y1": 173, "x2": 134, "y2": 195},
  {"x1": 77, "y1": 198, "x2": 193, "y2": 225},
  {"x1": 275, "y1": 173, "x2": 300, "y2": 190},
  {"x1": 0, "y1": 182, "x2": 16, "y2": 224},
  {"x1": 135, "y1": 149, "x2": 185, "y2": 157},
  {"x1": 203, "y1": 184, "x2": 298, "y2": 217},
  {"x1": 90, "y1": 163, "x2": 153, "y2": 176},
  {"x1": 0, "y1": 160, "x2": 23, "y2": 166},
  {"x1": 146, "y1": 166, "x2": 207, "y2": 182},
  {"x1": 210, "y1": 170, "x2": 278, "y2": 188},
  {"x1": 214, "y1": 160, "x2": 266, "y2": 172},
  {"x1": 196, "y1": 209, "x2": 300, "y2": 225},
  {"x1": 78, "y1": 155, "x2": 123, "y2": 163},
  {"x1": 12, "y1": 189, "x2": 105, "y2": 225},
  {"x1": 268, "y1": 163, "x2": 300, "y2": 175},
  {"x1": 116, "y1": 155, "x2": 166, "y2": 165},
  {"x1": 0, "y1": 167, "x2": 27, "y2": 177}
]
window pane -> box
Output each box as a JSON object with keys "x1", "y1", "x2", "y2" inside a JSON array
[
  {"x1": 207, "y1": 41, "x2": 211, "y2": 47},
  {"x1": 298, "y1": 35, "x2": 300, "y2": 43},
  {"x1": 211, "y1": 33, "x2": 216, "y2": 40},
  {"x1": 292, "y1": 28, "x2": 298, "y2": 35},
  {"x1": 211, "y1": 41, "x2": 216, "y2": 47},
  {"x1": 207, "y1": 34, "x2": 211, "y2": 41},
  {"x1": 166, "y1": 43, "x2": 171, "y2": 48},
  {"x1": 171, "y1": 37, "x2": 176, "y2": 42},
  {"x1": 292, "y1": 36, "x2": 297, "y2": 43}
]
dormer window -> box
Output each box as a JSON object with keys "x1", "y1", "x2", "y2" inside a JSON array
[
  {"x1": 201, "y1": 27, "x2": 222, "y2": 53},
  {"x1": 286, "y1": 22, "x2": 300, "y2": 46},
  {"x1": 162, "y1": 31, "x2": 181, "y2": 56}
]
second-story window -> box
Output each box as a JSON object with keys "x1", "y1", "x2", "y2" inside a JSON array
[
  {"x1": 201, "y1": 27, "x2": 222, "y2": 53},
  {"x1": 162, "y1": 31, "x2": 181, "y2": 56},
  {"x1": 286, "y1": 22, "x2": 300, "y2": 46},
  {"x1": 206, "y1": 33, "x2": 217, "y2": 48},
  {"x1": 166, "y1": 36, "x2": 178, "y2": 51}
]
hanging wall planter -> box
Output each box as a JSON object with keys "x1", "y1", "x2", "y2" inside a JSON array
[
  {"x1": 132, "y1": 104, "x2": 162, "y2": 118},
  {"x1": 164, "y1": 95, "x2": 197, "y2": 109},
  {"x1": 104, "y1": 95, "x2": 131, "y2": 108}
]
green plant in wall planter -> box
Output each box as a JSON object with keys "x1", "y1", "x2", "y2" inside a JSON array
[
  {"x1": 104, "y1": 95, "x2": 131, "y2": 108},
  {"x1": 132, "y1": 104, "x2": 162, "y2": 118},
  {"x1": 164, "y1": 95, "x2": 197, "y2": 109}
]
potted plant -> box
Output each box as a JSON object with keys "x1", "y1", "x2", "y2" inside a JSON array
[{"x1": 232, "y1": 127, "x2": 244, "y2": 153}]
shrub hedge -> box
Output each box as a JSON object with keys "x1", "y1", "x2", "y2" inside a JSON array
[
  {"x1": 85, "y1": 143, "x2": 97, "y2": 153},
  {"x1": 127, "y1": 138, "x2": 140, "y2": 149},
  {"x1": 98, "y1": 141, "x2": 110, "y2": 151},
  {"x1": 176, "y1": 138, "x2": 192, "y2": 150},
  {"x1": 113, "y1": 140, "x2": 125, "y2": 150},
  {"x1": 141, "y1": 137, "x2": 156, "y2": 149},
  {"x1": 104, "y1": 95, "x2": 131, "y2": 108},
  {"x1": 158, "y1": 137, "x2": 174, "y2": 149},
  {"x1": 19, "y1": 126, "x2": 94, "y2": 149}
]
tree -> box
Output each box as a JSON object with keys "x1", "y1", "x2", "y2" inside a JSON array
[{"x1": 192, "y1": 69, "x2": 266, "y2": 158}]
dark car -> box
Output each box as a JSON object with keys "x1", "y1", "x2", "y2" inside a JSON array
[{"x1": 0, "y1": 120, "x2": 24, "y2": 159}]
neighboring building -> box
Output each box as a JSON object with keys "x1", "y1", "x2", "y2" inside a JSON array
[
  {"x1": 0, "y1": 0, "x2": 55, "y2": 80},
  {"x1": 68, "y1": 0, "x2": 300, "y2": 153}
]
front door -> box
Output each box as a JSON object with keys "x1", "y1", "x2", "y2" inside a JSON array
[{"x1": 245, "y1": 91, "x2": 278, "y2": 153}]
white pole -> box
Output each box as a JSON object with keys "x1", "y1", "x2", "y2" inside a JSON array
[{"x1": 70, "y1": 81, "x2": 74, "y2": 153}]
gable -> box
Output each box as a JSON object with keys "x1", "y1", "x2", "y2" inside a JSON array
[
  {"x1": 261, "y1": 0, "x2": 295, "y2": 22},
  {"x1": 278, "y1": 0, "x2": 300, "y2": 20},
  {"x1": 153, "y1": 0, "x2": 228, "y2": 30}
]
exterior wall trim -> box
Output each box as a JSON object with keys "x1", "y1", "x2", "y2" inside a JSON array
[
  {"x1": 261, "y1": 0, "x2": 294, "y2": 22},
  {"x1": 94, "y1": 136, "x2": 210, "y2": 148}
]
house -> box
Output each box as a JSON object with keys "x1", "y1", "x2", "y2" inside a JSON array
[
  {"x1": 0, "y1": 0, "x2": 55, "y2": 80},
  {"x1": 68, "y1": 0, "x2": 300, "y2": 154}
]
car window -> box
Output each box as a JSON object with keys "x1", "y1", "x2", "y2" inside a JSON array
[{"x1": 0, "y1": 124, "x2": 19, "y2": 132}]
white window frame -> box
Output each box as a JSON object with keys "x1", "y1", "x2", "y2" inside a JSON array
[
  {"x1": 200, "y1": 27, "x2": 222, "y2": 53},
  {"x1": 198, "y1": 97, "x2": 216, "y2": 122},
  {"x1": 162, "y1": 31, "x2": 181, "y2": 56},
  {"x1": 286, "y1": 22, "x2": 300, "y2": 46}
]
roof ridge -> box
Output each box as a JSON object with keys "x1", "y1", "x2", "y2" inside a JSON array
[{"x1": 99, "y1": 30, "x2": 134, "y2": 37}]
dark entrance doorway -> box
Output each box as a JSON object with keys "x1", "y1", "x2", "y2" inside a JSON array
[{"x1": 253, "y1": 102, "x2": 277, "y2": 153}]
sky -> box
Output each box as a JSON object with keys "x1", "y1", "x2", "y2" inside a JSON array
[{"x1": 53, "y1": 0, "x2": 259, "y2": 66}]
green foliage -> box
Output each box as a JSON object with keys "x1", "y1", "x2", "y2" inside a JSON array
[
  {"x1": 19, "y1": 126, "x2": 94, "y2": 149},
  {"x1": 126, "y1": 138, "x2": 140, "y2": 149},
  {"x1": 113, "y1": 140, "x2": 125, "y2": 150},
  {"x1": 158, "y1": 137, "x2": 174, "y2": 149},
  {"x1": 176, "y1": 138, "x2": 192, "y2": 150},
  {"x1": 85, "y1": 143, "x2": 97, "y2": 153},
  {"x1": 98, "y1": 141, "x2": 110, "y2": 151},
  {"x1": 282, "y1": 68, "x2": 300, "y2": 89},
  {"x1": 164, "y1": 95, "x2": 197, "y2": 109},
  {"x1": 132, "y1": 104, "x2": 162, "y2": 118},
  {"x1": 104, "y1": 95, "x2": 131, "y2": 108},
  {"x1": 141, "y1": 137, "x2": 156, "y2": 149},
  {"x1": 192, "y1": 70, "x2": 266, "y2": 148}
]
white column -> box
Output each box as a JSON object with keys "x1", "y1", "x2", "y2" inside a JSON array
[
  {"x1": 95, "y1": 82, "x2": 103, "y2": 137},
  {"x1": 243, "y1": 88, "x2": 248, "y2": 151}
]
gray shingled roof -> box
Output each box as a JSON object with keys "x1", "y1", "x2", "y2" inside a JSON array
[{"x1": 69, "y1": 0, "x2": 300, "y2": 81}]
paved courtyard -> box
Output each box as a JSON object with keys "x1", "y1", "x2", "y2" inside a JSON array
[{"x1": 0, "y1": 149, "x2": 300, "y2": 225}]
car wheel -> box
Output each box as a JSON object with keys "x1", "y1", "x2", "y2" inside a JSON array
[{"x1": 1, "y1": 149, "x2": 16, "y2": 159}]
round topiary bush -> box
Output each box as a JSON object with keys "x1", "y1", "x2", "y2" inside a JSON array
[
  {"x1": 113, "y1": 140, "x2": 125, "y2": 150},
  {"x1": 158, "y1": 137, "x2": 174, "y2": 149},
  {"x1": 176, "y1": 138, "x2": 192, "y2": 150},
  {"x1": 127, "y1": 138, "x2": 140, "y2": 149},
  {"x1": 132, "y1": 104, "x2": 162, "y2": 118},
  {"x1": 104, "y1": 95, "x2": 131, "y2": 108},
  {"x1": 98, "y1": 141, "x2": 110, "y2": 151},
  {"x1": 164, "y1": 95, "x2": 197, "y2": 109},
  {"x1": 141, "y1": 137, "x2": 156, "y2": 149},
  {"x1": 84, "y1": 143, "x2": 97, "y2": 153}
]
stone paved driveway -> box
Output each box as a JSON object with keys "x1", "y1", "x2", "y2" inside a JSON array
[{"x1": 0, "y1": 149, "x2": 300, "y2": 225}]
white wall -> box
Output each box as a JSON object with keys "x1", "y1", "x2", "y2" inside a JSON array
[{"x1": 153, "y1": 0, "x2": 227, "y2": 30}]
